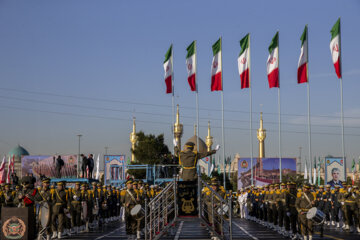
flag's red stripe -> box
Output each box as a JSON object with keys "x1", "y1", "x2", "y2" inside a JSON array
[
  {"x1": 240, "y1": 68, "x2": 250, "y2": 89},
  {"x1": 165, "y1": 76, "x2": 172, "y2": 94},
  {"x1": 211, "y1": 72, "x2": 222, "y2": 91},
  {"x1": 267, "y1": 68, "x2": 279, "y2": 88},
  {"x1": 187, "y1": 74, "x2": 196, "y2": 91},
  {"x1": 334, "y1": 58, "x2": 341, "y2": 79},
  {"x1": 297, "y1": 63, "x2": 308, "y2": 84}
]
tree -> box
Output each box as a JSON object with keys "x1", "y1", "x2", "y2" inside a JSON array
[
  {"x1": 132, "y1": 131, "x2": 170, "y2": 164},
  {"x1": 127, "y1": 131, "x2": 171, "y2": 179}
]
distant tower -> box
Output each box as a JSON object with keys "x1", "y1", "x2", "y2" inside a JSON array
[
  {"x1": 130, "y1": 117, "x2": 138, "y2": 163},
  {"x1": 205, "y1": 121, "x2": 213, "y2": 152},
  {"x1": 257, "y1": 112, "x2": 266, "y2": 158},
  {"x1": 173, "y1": 104, "x2": 183, "y2": 151}
]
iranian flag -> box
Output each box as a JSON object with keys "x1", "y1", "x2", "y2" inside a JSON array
[
  {"x1": 186, "y1": 41, "x2": 197, "y2": 91},
  {"x1": 211, "y1": 38, "x2": 222, "y2": 91},
  {"x1": 298, "y1": 25, "x2": 308, "y2": 84},
  {"x1": 0, "y1": 156, "x2": 6, "y2": 184},
  {"x1": 238, "y1": 34, "x2": 250, "y2": 89},
  {"x1": 330, "y1": 18, "x2": 342, "y2": 79},
  {"x1": 267, "y1": 32, "x2": 279, "y2": 88},
  {"x1": 163, "y1": 45, "x2": 173, "y2": 94}
]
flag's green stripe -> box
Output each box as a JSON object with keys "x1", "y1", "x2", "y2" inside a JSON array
[
  {"x1": 212, "y1": 38, "x2": 221, "y2": 56},
  {"x1": 330, "y1": 18, "x2": 340, "y2": 40},
  {"x1": 239, "y1": 34, "x2": 249, "y2": 56},
  {"x1": 186, "y1": 41, "x2": 195, "y2": 59},
  {"x1": 164, "y1": 45, "x2": 172, "y2": 63},
  {"x1": 300, "y1": 25, "x2": 307, "y2": 46},
  {"x1": 268, "y1": 32, "x2": 279, "y2": 54}
]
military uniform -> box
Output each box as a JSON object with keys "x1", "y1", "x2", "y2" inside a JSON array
[
  {"x1": 51, "y1": 182, "x2": 69, "y2": 239},
  {"x1": 2, "y1": 184, "x2": 16, "y2": 207},
  {"x1": 277, "y1": 183, "x2": 287, "y2": 229},
  {"x1": 285, "y1": 182, "x2": 298, "y2": 235},
  {"x1": 69, "y1": 182, "x2": 82, "y2": 231},
  {"x1": 331, "y1": 185, "x2": 341, "y2": 227},
  {"x1": 174, "y1": 142, "x2": 217, "y2": 181},
  {"x1": 124, "y1": 180, "x2": 140, "y2": 237},
  {"x1": 295, "y1": 185, "x2": 315, "y2": 239},
  {"x1": 343, "y1": 186, "x2": 358, "y2": 231},
  {"x1": 205, "y1": 180, "x2": 225, "y2": 237},
  {"x1": 37, "y1": 178, "x2": 53, "y2": 239}
]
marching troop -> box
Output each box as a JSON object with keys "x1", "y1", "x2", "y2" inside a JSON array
[
  {"x1": 236, "y1": 182, "x2": 360, "y2": 240},
  {"x1": 0, "y1": 175, "x2": 163, "y2": 240}
]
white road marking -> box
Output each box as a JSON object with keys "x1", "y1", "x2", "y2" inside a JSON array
[
  {"x1": 174, "y1": 221, "x2": 184, "y2": 240},
  {"x1": 95, "y1": 225, "x2": 125, "y2": 239},
  {"x1": 233, "y1": 221, "x2": 259, "y2": 240}
]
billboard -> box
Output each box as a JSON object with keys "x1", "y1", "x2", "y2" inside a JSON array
[
  {"x1": 325, "y1": 157, "x2": 346, "y2": 188},
  {"x1": 237, "y1": 158, "x2": 296, "y2": 189},
  {"x1": 21, "y1": 155, "x2": 77, "y2": 184},
  {"x1": 104, "y1": 155, "x2": 126, "y2": 185}
]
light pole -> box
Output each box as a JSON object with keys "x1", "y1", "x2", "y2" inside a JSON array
[{"x1": 77, "y1": 134, "x2": 82, "y2": 178}]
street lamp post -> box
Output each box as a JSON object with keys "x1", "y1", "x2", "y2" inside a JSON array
[{"x1": 77, "y1": 134, "x2": 82, "y2": 178}]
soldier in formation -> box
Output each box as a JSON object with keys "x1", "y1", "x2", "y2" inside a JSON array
[{"x1": 243, "y1": 181, "x2": 360, "y2": 240}]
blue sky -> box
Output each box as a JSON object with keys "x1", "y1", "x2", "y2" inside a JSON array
[{"x1": 0, "y1": 0, "x2": 359, "y2": 171}]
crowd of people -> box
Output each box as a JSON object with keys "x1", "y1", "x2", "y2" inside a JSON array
[
  {"x1": 0, "y1": 175, "x2": 165, "y2": 240},
  {"x1": 235, "y1": 182, "x2": 360, "y2": 240}
]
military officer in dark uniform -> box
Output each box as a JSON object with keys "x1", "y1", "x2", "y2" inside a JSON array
[
  {"x1": 174, "y1": 141, "x2": 219, "y2": 181},
  {"x1": 331, "y1": 185, "x2": 341, "y2": 227},
  {"x1": 285, "y1": 182, "x2": 298, "y2": 239}
]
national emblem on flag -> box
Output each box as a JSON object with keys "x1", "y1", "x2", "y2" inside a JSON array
[
  {"x1": 186, "y1": 41, "x2": 197, "y2": 91},
  {"x1": 330, "y1": 18, "x2": 342, "y2": 79},
  {"x1": 163, "y1": 45, "x2": 173, "y2": 94},
  {"x1": 211, "y1": 38, "x2": 222, "y2": 91},
  {"x1": 298, "y1": 25, "x2": 308, "y2": 84},
  {"x1": 238, "y1": 34, "x2": 250, "y2": 89},
  {"x1": 267, "y1": 32, "x2": 279, "y2": 88}
]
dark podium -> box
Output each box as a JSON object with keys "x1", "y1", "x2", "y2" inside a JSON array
[
  {"x1": 1, "y1": 207, "x2": 36, "y2": 240},
  {"x1": 177, "y1": 181, "x2": 198, "y2": 216}
]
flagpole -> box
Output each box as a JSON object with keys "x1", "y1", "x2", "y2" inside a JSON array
[
  {"x1": 338, "y1": 18, "x2": 346, "y2": 172},
  {"x1": 172, "y1": 46, "x2": 175, "y2": 154},
  {"x1": 220, "y1": 37, "x2": 226, "y2": 190},
  {"x1": 195, "y1": 41, "x2": 199, "y2": 156},
  {"x1": 306, "y1": 24, "x2": 312, "y2": 186},
  {"x1": 278, "y1": 32, "x2": 282, "y2": 182},
  {"x1": 249, "y1": 34, "x2": 254, "y2": 186}
]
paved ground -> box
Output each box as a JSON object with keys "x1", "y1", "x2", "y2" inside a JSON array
[{"x1": 59, "y1": 218, "x2": 360, "y2": 240}]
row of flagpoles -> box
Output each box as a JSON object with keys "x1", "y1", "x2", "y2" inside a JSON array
[{"x1": 164, "y1": 18, "x2": 344, "y2": 185}]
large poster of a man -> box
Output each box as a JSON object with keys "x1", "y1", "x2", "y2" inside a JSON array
[{"x1": 325, "y1": 157, "x2": 345, "y2": 188}]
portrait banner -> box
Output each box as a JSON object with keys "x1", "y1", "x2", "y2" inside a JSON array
[{"x1": 325, "y1": 157, "x2": 346, "y2": 188}]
